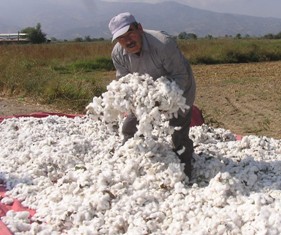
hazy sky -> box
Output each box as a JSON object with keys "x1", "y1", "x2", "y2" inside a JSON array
[
  {"x1": 1, "y1": 0, "x2": 281, "y2": 20},
  {"x1": 105, "y1": 0, "x2": 281, "y2": 19}
]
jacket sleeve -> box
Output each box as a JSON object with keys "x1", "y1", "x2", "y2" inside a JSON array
[
  {"x1": 111, "y1": 47, "x2": 129, "y2": 80},
  {"x1": 161, "y1": 38, "x2": 191, "y2": 88},
  {"x1": 161, "y1": 37, "x2": 196, "y2": 110}
]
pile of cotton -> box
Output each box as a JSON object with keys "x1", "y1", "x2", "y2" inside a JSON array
[
  {"x1": 86, "y1": 73, "x2": 189, "y2": 140},
  {"x1": 0, "y1": 73, "x2": 281, "y2": 235}
]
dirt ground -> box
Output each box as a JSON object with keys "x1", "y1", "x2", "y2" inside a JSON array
[
  {"x1": 0, "y1": 96, "x2": 76, "y2": 117},
  {"x1": 193, "y1": 61, "x2": 281, "y2": 139},
  {"x1": 1, "y1": 61, "x2": 280, "y2": 139}
]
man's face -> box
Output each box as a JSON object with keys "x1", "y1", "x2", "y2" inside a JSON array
[{"x1": 116, "y1": 23, "x2": 143, "y2": 54}]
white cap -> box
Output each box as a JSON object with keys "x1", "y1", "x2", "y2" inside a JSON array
[{"x1": 108, "y1": 12, "x2": 136, "y2": 41}]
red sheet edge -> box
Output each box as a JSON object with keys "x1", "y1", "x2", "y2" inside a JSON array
[
  {"x1": 0, "y1": 221, "x2": 12, "y2": 235},
  {"x1": 0, "y1": 112, "x2": 83, "y2": 123},
  {"x1": 0, "y1": 106, "x2": 205, "y2": 127},
  {"x1": 0, "y1": 186, "x2": 36, "y2": 235}
]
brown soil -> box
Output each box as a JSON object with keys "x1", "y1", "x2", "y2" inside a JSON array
[
  {"x1": 0, "y1": 97, "x2": 75, "y2": 116},
  {"x1": 193, "y1": 61, "x2": 281, "y2": 139},
  {"x1": 1, "y1": 61, "x2": 280, "y2": 139}
]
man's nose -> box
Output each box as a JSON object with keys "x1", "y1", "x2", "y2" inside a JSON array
[
  {"x1": 125, "y1": 37, "x2": 134, "y2": 45},
  {"x1": 123, "y1": 34, "x2": 132, "y2": 42}
]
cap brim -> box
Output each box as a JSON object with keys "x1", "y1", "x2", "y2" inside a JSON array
[{"x1": 112, "y1": 25, "x2": 130, "y2": 42}]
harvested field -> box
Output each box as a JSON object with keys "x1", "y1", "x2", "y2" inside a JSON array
[
  {"x1": 193, "y1": 61, "x2": 281, "y2": 139},
  {"x1": 1, "y1": 61, "x2": 280, "y2": 139}
]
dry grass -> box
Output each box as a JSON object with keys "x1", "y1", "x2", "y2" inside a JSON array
[{"x1": 193, "y1": 61, "x2": 281, "y2": 139}]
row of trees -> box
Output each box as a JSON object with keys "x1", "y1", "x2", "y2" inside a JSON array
[
  {"x1": 178, "y1": 31, "x2": 281, "y2": 40},
  {"x1": 21, "y1": 23, "x2": 281, "y2": 44},
  {"x1": 263, "y1": 32, "x2": 281, "y2": 39},
  {"x1": 20, "y1": 23, "x2": 105, "y2": 43}
]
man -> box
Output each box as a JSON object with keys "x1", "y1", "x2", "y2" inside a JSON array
[{"x1": 108, "y1": 12, "x2": 196, "y2": 178}]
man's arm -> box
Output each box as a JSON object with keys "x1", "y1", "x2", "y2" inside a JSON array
[
  {"x1": 160, "y1": 36, "x2": 196, "y2": 110},
  {"x1": 162, "y1": 37, "x2": 193, "y2": 89},
  {"x1": 111, "y1": 47, "x2": 130, "y2": 80}
]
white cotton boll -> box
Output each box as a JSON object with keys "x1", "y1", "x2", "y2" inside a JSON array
[
  {"x1": 203, "y1": 173, "x2": 233, "y2": 206},
  {"x1": 2, "y1": 211, "x2": 31, "y2": 233},
  {"x1": 86, "y1": 73, "x2": 188, "y2": 140},
  {"x1": 73, "y1": 209, "x2": 94, "y2": 224},
  {"x1": 97, "y1": 175, "x2": 110, "y2": 190},
  {"x1": 1, "y1": 196, "x2": 14, "y2": 205},
  {"x1": 136, "y1": 117, "x2": 153, "y2": 137},
  {"x1": 86, "y1": 97, "x2": 103, "y2": 114},
  {"x1": 247, "y1": 172, "x2": 258, "y2": 187},
  {"x1": 27, "y1": 223, "x2": 55, "y2": 235},
  {"x1": 166, "y1": 163, "x2": 185, "y2": 184},
  {"x1": 146, "y1": 220, "x2": 159, "y2": 233},
  {"x1": 13, "y1": 211, "x2": 31, "y2": 220},
  {"x1": 267, "y1": 212, "x2": 281, "y2": 228},
  {"x1": 133, "y1": 177, "x2": 148, "y2": 190},
  {"x1": 109, "y1": 216, "x2": 129, "y2": 234},
  {"x1": 174, "y1": 182, "x2": 188, "y2": 195},
  {"x1": 123, "y1": 163, "x2": 138, "y2": 180},
  {"x1": 101, "y1": 169, "x2": 114, "y2": 182},
  {"x1": 94, "y1": 192, "x2": 112, "y2": 211},
  {"x1": 133, "y1": 191, "x2": 148, "y2": 206},
  {"x1": 12, "y1": 223, "x2": 31, "y2": 233},
  {"x1": 236, "y1": 203, "x2": 258, "y2": 222},
  {"x1": 127, "y1": 224, "x2": 149, "y2": 235},
  {"x1": 239, "y1": 136, "x2": 252, "y2": 149},
  {"x1": 241, "y1": 225, "x2": 257, "y2": 235},
  {"x1": 236, "y1": 164, "x2": 260, "y2": 189}
]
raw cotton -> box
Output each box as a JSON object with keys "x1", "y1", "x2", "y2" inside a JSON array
[
  {"x1": 0, "y1": 73, "x2": 281, "y2": 235},
  {"x1": 86, "y1": 73, "x2": 189, "y2": 140}
]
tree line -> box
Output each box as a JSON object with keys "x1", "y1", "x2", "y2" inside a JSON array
[
  {"x1": 21, "y1": 23, "x2": 281, "y2": 44},
  {"x1": 178, "y1": 31, "x2": 281, "y2": 40}
]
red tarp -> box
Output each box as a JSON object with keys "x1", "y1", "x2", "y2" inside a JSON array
[
  {"x1": 0, "y1": 186, "x2": 36, "y2": 235},
  {"x1": 190, "y1": 105, "x2": 204, "y2": 127},
  {"x1": 0, "y1": 112, "x2": 83, "y2": 123},
  {"x1": 0, "y1": 106, "x2": 205, "y2": 127},
  {"x1": 0, "y1": 106, "x2": 204, "y2": 234}
]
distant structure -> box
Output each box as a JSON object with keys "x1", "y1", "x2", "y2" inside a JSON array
[{"x1": 0, "y1": 32, "x2": 30, "y2": 44}]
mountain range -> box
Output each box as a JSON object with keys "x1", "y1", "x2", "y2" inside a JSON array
[{"x1": 1, "y1": 0, "x2": 281, "y2": 40}]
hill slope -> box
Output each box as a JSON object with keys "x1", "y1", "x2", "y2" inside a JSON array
[{"x1": 1, "y1": 0, "x2": 281, "y2": 39}]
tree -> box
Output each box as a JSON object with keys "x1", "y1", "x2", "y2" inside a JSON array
[
  {"x1": 178, "y1": 32, "x2": 197, "y2": 40},
  {"x1": 84, "y1": 36, "x2": 92, "y2": 42},
  {"x1": 235, "y1": 33, "x2": 242, "y2": 39},
  {"x1": 186, "y1": 33, "x2": 197, "y2": 40},
  {"x1": 275, "y1": 32, "x2": 281, "y2": 39},
  {"x1": 178, "y1": 32, "x2": 189, "y2": 40},
  {"x1": 74, "y1": 37, "x2": 83, "y2": 42},
  {"x1": 205, "y1": 34, "x2": 213, "y2": 40},
  {"x1": 21, "y1": 23, "x2": 47, "y2": 44}
]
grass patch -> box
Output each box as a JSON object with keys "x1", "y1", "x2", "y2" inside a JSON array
[
  {"x1": 180, "y1": 38, "x2": 281, "y2": 64},
  {"x1": 52, "y1": 57, "x2": 114, "y2": 74}
]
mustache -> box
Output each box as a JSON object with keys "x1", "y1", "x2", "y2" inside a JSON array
[{"x1": 126, "y1": 41, "x2": 136, "y2": 48}]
